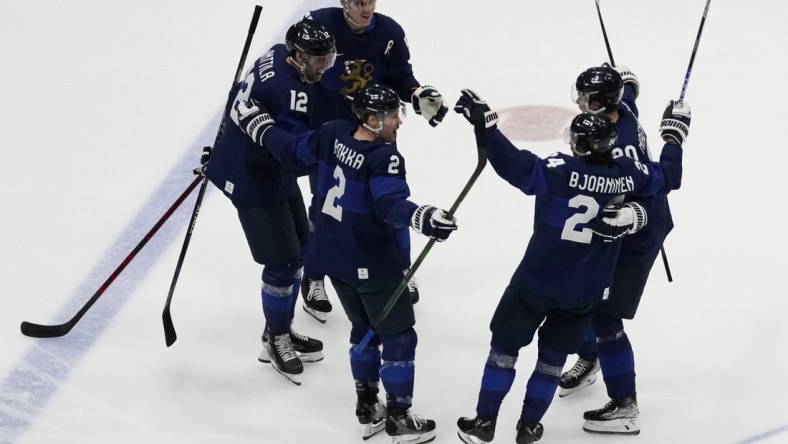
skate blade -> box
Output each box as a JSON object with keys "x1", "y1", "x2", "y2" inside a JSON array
[
  {"x1": 270, "y1": 363, "x2": 302, "y2": 386},
  {"x1": 361, "y1": 420, "x2": 385, "y2": 440},
  {"x1": 299, "y1": 351, "x2": 325, "y2": 363},
  {"x1": 390, "y1": 430, "x2": 436, "y2": 444},
  {"x1": 457, "y1": 431, "x2": 489, "y2": 444},
  {"x1": 558, "y1": 373, "x2": 598, "y2": 398},
  {"x1": 583, "y1": 418, "x2": 640, "y2": 435},
  {"x1": 258, "y1": 348, "x2": 324, "y2": 363},
  {"x1": 302, "y1": 304, "x2": 328, "y2": 324}
]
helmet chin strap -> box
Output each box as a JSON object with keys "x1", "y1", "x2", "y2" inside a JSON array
[
  {"x1": 287, "y1": 56, "x2": 316, "y2": 84},
  {"x1": 362, "y1": 120, "x2": 383, "y2": 137}
]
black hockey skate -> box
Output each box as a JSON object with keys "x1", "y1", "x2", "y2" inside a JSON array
[
  {"x1": 583, "y1": 396, "x2": 640, "y2": 435},
  {"x1": 263, "y1": 330, "x2": 303, "y2": 385},
  {"x1": 515, "y1": 420, "x2": 543, "y2": 444},
  {"x1": 385, "y1": 408, "x2": 436, "y2": 444},
  {"x1": 457, "y1": 415, "x2": 496, "y2": 444},
  {"x1": 302, "y1": 278, "x2": 332, "y2": 323},
  {"x1": 259, "y1": 328, "x2": 324, "y2": 364},
  {"x1": 356, "y1": 396, "x2": 387, "y2": 440},
  {"x1": 558, "y1": 357, "x2": 600, "y2": 397}
]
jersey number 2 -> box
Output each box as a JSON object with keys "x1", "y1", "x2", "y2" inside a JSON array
[
  {"x1": 322, "y1": 166, "x2": 346, "y2": 222},
  {"x1": 561, "y1": 195, "x2": 600, "y2": 244}
]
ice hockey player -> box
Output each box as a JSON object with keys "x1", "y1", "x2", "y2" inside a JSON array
[
  {"x1": 228, "y1": 84, "x2": 454, "y2": 442},
  {"x1": 559, "y1": 64, "x2": 684, "y2": 436},
  {"x1": 298, "y1": 0, "x2": 450, "y2": 321},
  {"x1": 200, "y1": 20, "x2": 336, "y2": 385},
  {"x1": 452, "y1": 89, "x2": 690, "y2": 443}
]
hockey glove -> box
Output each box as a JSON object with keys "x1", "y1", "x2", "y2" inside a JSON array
[
  {"x1": 602, "y1": 62, "x2": 640, "y2": 99},
  {"x1": 193, "y1": 146, "x2": 212, "y2": 176},
  {"x1": 659, "y1": 100, "x2": 691, "y2": 145},
  {"x1": 611, "y1": 64, "x2": 640, "y2": 99},
  {"x1": 410, "y1": 205, "x2": 458, "y2": 242},
  {"x1": 411, "y1": 85, "x2": 449, "y2": 127},
  {"x1": 588, "y1": 202, "x2": 648, "y2": 242},
  {"x1": 236, "y1": 99, "x2": 275, "y2": 146},
  {"x1": 454, "y1": 89, "x2": 499, "y2": 129}
]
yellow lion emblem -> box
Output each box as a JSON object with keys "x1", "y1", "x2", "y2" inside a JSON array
[{"x1": 340, "y1": 59, "x2": 374, "y2": 97}]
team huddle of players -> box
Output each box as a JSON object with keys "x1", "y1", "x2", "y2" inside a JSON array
[{"x1": 200, "y1": 1, "x2": 692, "y2": 443}]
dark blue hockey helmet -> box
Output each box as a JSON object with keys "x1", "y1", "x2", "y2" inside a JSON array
[
  {"x1": 285, "y1": 19, "x2": 336, "y2": 58},
  {"x1": 573, "y1": 66, "x2": 624, "y2": 113},
  {"x1": 352, "y1": 84, "x2": 402, "y2": 123},
  {"x1": 566, "y1": 112, "x2": 618, "y2": 159}
]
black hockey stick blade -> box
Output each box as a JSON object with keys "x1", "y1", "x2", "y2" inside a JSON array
[
  {"x1": 161, "y1": 5, "x2": 262, "y2": 347},
  {"x1": 20, "y1": 175, "x2": 202, "y2": 338},
  {"x1": 356, "y1": 122, "x2": 488, "y2": 351}
]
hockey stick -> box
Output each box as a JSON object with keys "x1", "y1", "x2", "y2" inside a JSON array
[
  {"x1": 657, "y1": 0, "x2": 711, "y2": 283},
  {"x1": 162, "y1": 5, "x2": 262, "y2": 347},
  {"x1": 594, "y1": 0, "x2": 677, "y2": 282},
  {"x1": 356, "y1": 122, "x2": 488, "y2": 351},
  {"x1": 594, "y1": 0, "x2": 616, "y2": 66},
  {"x1": 679, "y1": 0, "x2": 711, "y2": 101},
  {"x1": 19, "y1": 176, "x2": 203, "y2": 338}
]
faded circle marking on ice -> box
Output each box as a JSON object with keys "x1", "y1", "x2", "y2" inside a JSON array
[{"x1": 497, "y1": 105, "x2": 577, "y2": 141}]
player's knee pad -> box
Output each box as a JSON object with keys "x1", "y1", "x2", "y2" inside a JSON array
[
  {"x1": 380, "y1": 327, "x2": 417, "y2": 362},
  {"x1": 591, "y1": 313, "x2": 625, "y2": 342},
  {"x1": 486, "y1": 346, "x2": 517, "y2": 370},
  {"x1": 535, "y1": 341, "x2": 568, "y2": 371},
  {"x1": 262, "y1": 260, "x2": 302, "y2": 296},
  {"x1": 350, "y1": 325, "x2": 381, "y2": 349}
]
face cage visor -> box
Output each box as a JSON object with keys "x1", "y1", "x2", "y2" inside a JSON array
[
  {"x1": 302, "y1": 51, "x2": 337, "y2": 72},
  {"x1": 563, "y1": 126, "x2": 617, "y2": 157},
  {"x1": 570, "y1": 82, "x2": 623, "y2": 114}
]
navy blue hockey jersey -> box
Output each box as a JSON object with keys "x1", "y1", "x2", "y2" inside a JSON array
[
  {"x1": 614, "y1": 86, "x2": 673, "y2": 264},
  {"x1": 485, "y1": 128, "x2": 682, "y2": 308},
  {"x1": 206, "y1": 44, "x2": 315, "y2": 206},
  {"x1": 306, "y1": 8, "x2": 419, "y2": 124},
  {"x1": 262, "y1": 120, "x2": 416, "y2": 285}
]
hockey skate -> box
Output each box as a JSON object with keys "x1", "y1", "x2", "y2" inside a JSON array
[
  {"x1": 515, "y1": 420, "x2": 543, "y2": 444},
  {"x1": 302, "y1": 278, "x2": 332, "y2": 323},
  {"x1": 558, "y1": 357, "x2": 600, "y2": 397},
  {"x1": 457, "y1": 415, "x2": 496, "y2": 444},
  {"x1": 263, "y1": 330, "x2": 303, "y2": 385},
  {"x1": 407, "y1": 276, "x2": 420, "y2": 305},
  {"x1": 356, "y1": 396, "x2": 387, "y2": 440},
  {"x1": 385, "y1": 409, "x2": 436, "y2": 444},
  {"x1": 258, "y1": 328, "x2": 324, "y2": 363},
  {"x1": 582, "y1": 396, "x2": 640, "y2": 435}
]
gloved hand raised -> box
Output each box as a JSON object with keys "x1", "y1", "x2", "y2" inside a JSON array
[
  {"x1": 411, "y1": 85, "x2": 448, "y2": 127},
  {"x1": 193, "y1": 146, "x2": 212, "y2": 176},
  {"x1": 588, "y1": 202, "x2": 647, "y2": 242},
  {"x1": 232, "y1": 98, "x2": 275, "y2": 146},
  {"x1": 410, "y1": 205, "x2": 458, "y2": 242},
  {"x1": 453, "y1": 89, "x2": 499, "y2": 129},
  {"x1": 603, "y1": 63, "x2": 640, "y2": 98},
  {"x1": 659, "y1": 100, "x2": 691, "y2": 145}
]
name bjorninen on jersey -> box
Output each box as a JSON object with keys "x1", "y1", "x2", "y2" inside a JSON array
[
  {"x1": 334, "y1": 139, "x2": 365, "y2": 169},
  {"x1": 569, "y1": 171, "x2": 635, "y2": 194}
]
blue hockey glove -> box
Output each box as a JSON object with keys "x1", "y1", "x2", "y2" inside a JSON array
[
  {"x1": 235, "y1": 99, "x2": 275, "y2": 146},
  {"x1": 453, "y1": 89, "x2": 499, "y2": 129},
  {"x1": 659, "y1": 100, "x2": 691, "y2": 145},
  {"x1": 411, "y1": 85, "x2": 448, "y2": 127},
  {"x1": 411, "y1": 205, "x2": 458, "y2": 242},
  {"x1": 193, "y1": 146, "x2": 211, "y2": 176},
  {"x1": 588, "y1": 202, "x2": 648, "y2": 242}
]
